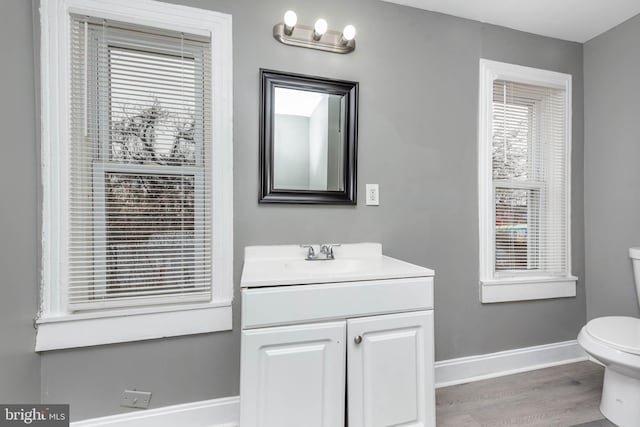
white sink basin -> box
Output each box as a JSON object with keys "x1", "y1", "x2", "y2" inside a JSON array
[
  {"x1": 241, "y1": 243, "x2": 434, "y2": 288},
  {"x1": 284, "y1": 259, "x2": 363, "y2": 274}
]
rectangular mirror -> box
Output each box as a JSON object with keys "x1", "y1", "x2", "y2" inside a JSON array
[{"x1": 259, "y1": 69, "x2": 358, "y2": 204}]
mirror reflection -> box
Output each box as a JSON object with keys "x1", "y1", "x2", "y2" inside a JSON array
[{"x1": 272, "y1": 87, "x2": 345, "y2": 191}]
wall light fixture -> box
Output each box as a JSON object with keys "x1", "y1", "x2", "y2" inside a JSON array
[{"x1": 273, "y1": 11, "x2": 356, "y2": 54}]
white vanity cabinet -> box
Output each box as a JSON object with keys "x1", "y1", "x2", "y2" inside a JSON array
[{"x1": 239, "y1": 244, "x2": 435, "y2": 427}]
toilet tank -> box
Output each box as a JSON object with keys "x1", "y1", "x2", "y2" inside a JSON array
[{"x1": 630, "y1": 247, "x2": 640, "y2": 306}]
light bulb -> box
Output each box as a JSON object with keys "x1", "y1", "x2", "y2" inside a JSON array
[
  {"x1": 283, "y1": 10, "x2": 297, "y2": 28},
  {"x1": 342, "y1": 24, "x2": 356, "y2": 41},
  {"x1": 314, "y1": 18, "x2": 328, "y2": 36}
]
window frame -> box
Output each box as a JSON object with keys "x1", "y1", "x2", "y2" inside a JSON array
[
  {"x1": 37, "y1": 0, "x2": 233, "y2": 351},
  {"x1": 478, "y1": 59, "x2": 576, "y2": 304}
]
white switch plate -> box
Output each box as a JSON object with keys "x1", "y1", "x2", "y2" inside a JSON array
[{"x1": 366, "y1": 184, "x2": 379, "y2": 206}]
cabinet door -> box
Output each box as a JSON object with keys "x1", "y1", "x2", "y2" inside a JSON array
[
  {"x1": 240, "y1": 321, "x2": 346, "y2": 427},
  {"x1": 348, "y1": 310, "x2": 434, "y2": 427}
]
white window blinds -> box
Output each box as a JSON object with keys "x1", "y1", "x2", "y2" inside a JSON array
[
  {"x1": 69, "y1": 16, "x2": 213, "y2": 310},
  {"x1": 491, "y1": 80, "x2": 568, "y2": 276}
]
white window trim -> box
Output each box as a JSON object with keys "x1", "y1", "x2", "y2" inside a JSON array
[
  {"x1": 478, "y1": 59, "x2": 576, "y2": 304},
  {"x1": 37, "y1": 0, "x2": 233, "y2": 351}
]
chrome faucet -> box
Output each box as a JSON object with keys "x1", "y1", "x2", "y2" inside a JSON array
[{"x1": 300, "y1": 244, "x2": 341, "y2": 261}]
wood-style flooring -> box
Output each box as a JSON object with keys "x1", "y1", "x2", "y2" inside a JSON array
[{"x1": 436, "y1": 361, "x2": 614, "y2": 427}]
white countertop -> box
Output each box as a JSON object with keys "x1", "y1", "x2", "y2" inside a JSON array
[{"x1": 240, "y1": 243, "x2": 435, "y2": 288}]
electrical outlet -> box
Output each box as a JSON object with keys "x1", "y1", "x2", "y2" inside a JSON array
[
  {"x1": 121, "y1": 390, "x2": 152, "y2": 409},
  {"x1": 366, "y1": 184, "x2": 379, "y2": 206}
]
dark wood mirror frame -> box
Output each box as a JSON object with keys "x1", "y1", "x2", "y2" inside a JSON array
[{"x1": 259, "y1": 69, "x2": 359, "y2": 204}]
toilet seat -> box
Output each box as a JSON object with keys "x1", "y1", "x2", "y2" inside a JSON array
[{"x1": 585, "y1": 316, "x2": 640, "y2": 356}]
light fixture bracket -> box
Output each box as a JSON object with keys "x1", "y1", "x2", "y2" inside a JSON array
[{"x1": 273, "y1": 23, "x2": 355, "y2": 54}]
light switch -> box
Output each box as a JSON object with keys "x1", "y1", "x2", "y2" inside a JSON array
[{"x1": 366, "y1": 184, "x2": 379, "y2": 206}]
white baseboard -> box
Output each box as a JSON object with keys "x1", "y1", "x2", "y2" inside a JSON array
[
  {"x1": 71, "y1": 340, "x2": 587, "y2": 426},
  {"x1": 435, "y1": 339, "x2": 587, "y2": 388},
  {"x1": 71, "y1": 396, "x2": 239, "y2": 427}
]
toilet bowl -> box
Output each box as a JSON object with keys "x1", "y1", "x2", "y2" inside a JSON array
[{"x1": 577, "y1": 247, "x2": 640, "y2": 427}]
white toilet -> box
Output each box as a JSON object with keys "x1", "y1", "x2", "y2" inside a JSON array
[{"x1": 578, "y1": 247, "x2": 640, "y2": 427}]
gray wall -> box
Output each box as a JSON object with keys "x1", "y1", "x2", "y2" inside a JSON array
[
  {"x1": 584, "y1": 14, "x2": 640, "y2": 320},
  {"x1": 1, "y1": 0, "x2": 586, "y2": 421},
  {"x1": 0, "y1": 0, "x2": 41, "y2": 403}
]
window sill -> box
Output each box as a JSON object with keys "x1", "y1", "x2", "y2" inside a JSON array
[
  {"x1": 35, "y1": 300, "x2": 232, "y2": 352},
  {"x1": 480, "y1": 276, "x2": 577, "y2": 303}
]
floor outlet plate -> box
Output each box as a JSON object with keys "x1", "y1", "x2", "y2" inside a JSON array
[{"x1": 121, "y1": 390, "x2": 152, "y2": 409}]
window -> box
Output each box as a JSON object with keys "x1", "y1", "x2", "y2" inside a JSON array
[
  {"x1": 37, "y1": 0, "x2": 233, "y2": 351},
  {"x1": 71, "y1": 19, "x2": 213, "y2": 310},
  {"x1": 478, "y1": 60, "x2": 576, "y2": 303}
]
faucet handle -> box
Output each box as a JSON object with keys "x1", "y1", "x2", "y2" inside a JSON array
[
  {"x1": 320, "y1": 243, "x2": 341, "y2": 259},
  {"x1": 300, "y1": 244, "x2": 316, "y2": 259}
]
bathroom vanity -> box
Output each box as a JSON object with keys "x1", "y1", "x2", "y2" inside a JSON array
[{"x1": 239, "y1": 243, "x2": 435, "y2": 427}]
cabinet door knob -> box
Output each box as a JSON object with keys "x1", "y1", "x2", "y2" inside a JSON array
[{"x1": 354, "y1": 335, "x2": 362, "y2": 344}]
